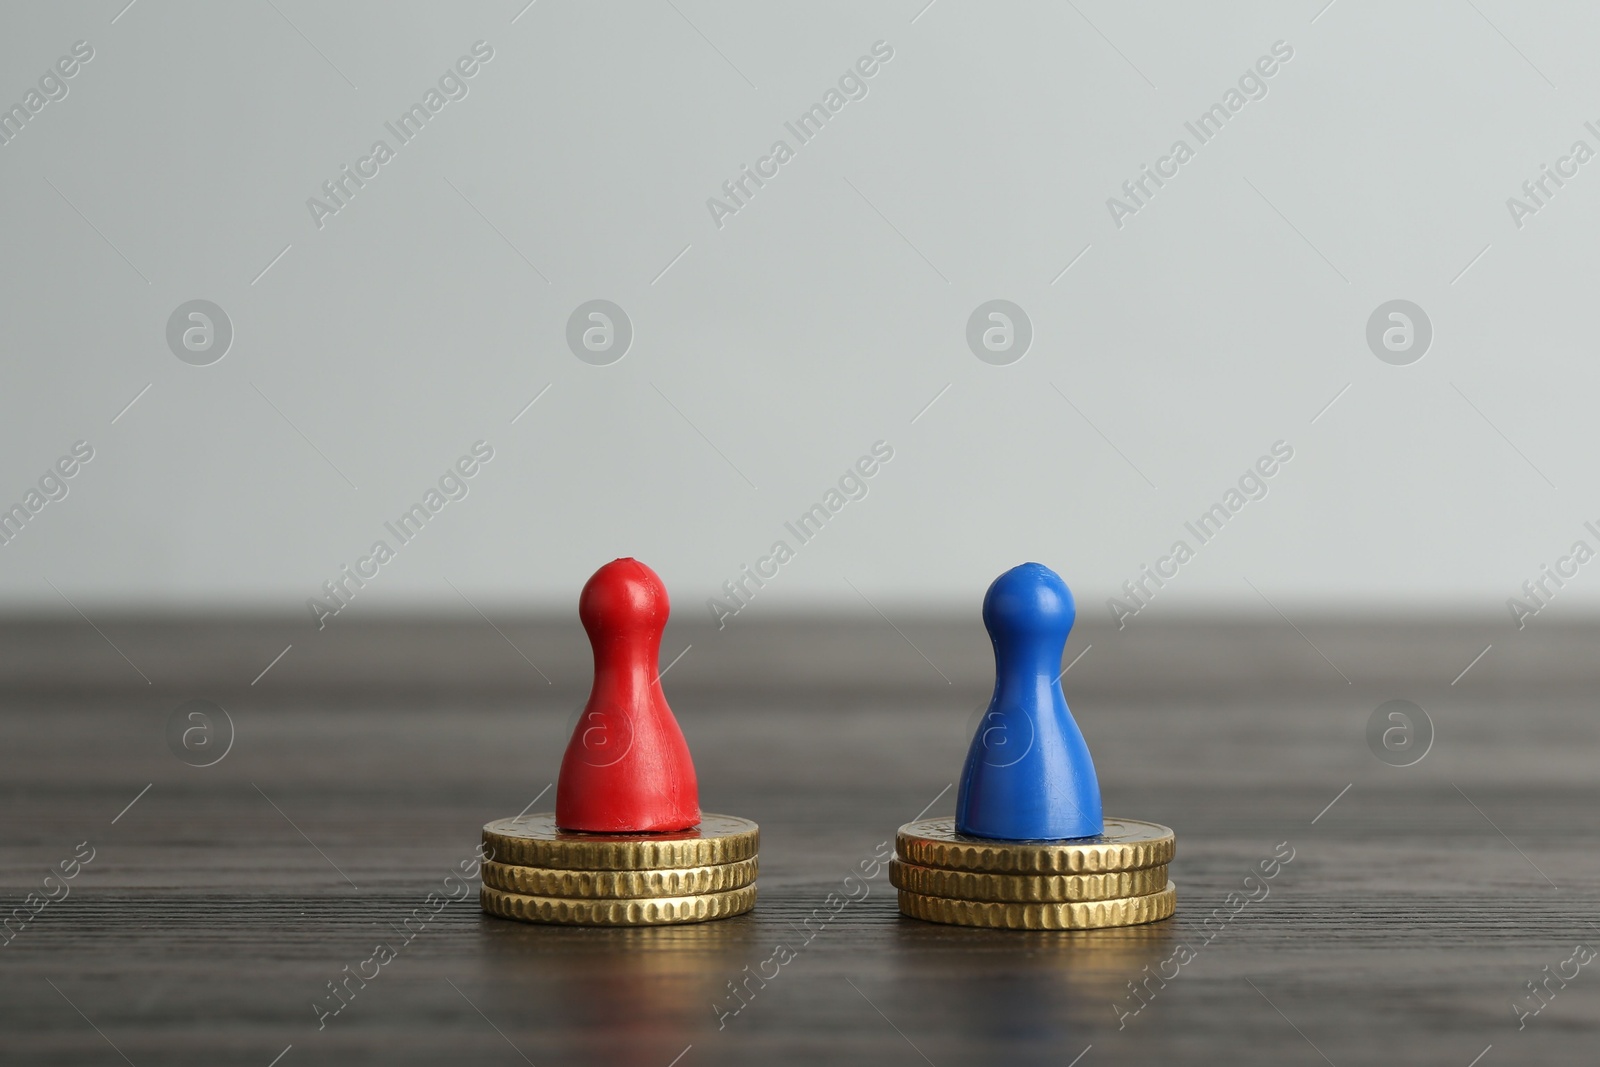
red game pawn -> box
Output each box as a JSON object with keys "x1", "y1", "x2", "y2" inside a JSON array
[{"x1": 555, "y1": 558, "x2": 700, "y2": 833}]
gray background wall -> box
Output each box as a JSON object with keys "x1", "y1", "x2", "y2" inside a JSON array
[{"x1": 0, "y1": 0, "x2": 1595, "y2": 631}]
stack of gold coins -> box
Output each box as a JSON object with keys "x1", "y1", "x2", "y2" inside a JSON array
[
  {"x1": 478, "y1": 813, "x2": 759, "y2": 927},
  {"x1": 892, "y1": 816, "x2": 1175, "y2": 930}
]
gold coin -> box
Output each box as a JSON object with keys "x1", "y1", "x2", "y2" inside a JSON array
[
  {"x1": 898, "y1": 881, "x2": 1176, "y2": 930},
  {"x1": 896, "y1": 817, "x2": 1174, "y2": 875},
  {"x1": 889, "y1": 858, "x2": 1168, "y2": 902},
  {"x1": 481, "y1": 857, "x2": 757, "y2": 898},
  {"x1": 482, "y1": 813, "x2": 759, "y2": 871},
  {"x1": 480, "y1": 883, "x2": 757, "y2": 926}
]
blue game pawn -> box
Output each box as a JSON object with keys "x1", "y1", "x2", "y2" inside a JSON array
[{"x1": 954, "y1": 562, "x2": 1103, "y2": 840}]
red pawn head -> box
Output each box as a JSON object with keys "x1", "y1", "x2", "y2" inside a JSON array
[{"x1": 555, "y1": 559, "x2": 701, "y2": 833}]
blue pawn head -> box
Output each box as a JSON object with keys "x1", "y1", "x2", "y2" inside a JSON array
[{"x1": 954, "y1": 563, "x2": 1103, "y2": 840}]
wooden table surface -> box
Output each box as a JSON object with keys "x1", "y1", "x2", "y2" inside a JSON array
[{"x1": 1, "y1": 614, "x2": 1596, "y2": 1065}]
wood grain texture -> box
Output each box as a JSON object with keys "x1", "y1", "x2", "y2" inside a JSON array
[{"x1": 1, "y1": 617, "x2": 1596, "y2": 1065}]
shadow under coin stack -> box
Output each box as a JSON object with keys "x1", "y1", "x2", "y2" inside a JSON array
[
  {"x1": 479, "y1": 813, "x2": 759, "y2": 926},
  {"x1": 480, "y1": 558, "x2": 759, "y2": 927},
  {"x1": 892, "y1": 816, "x2": 1175, "y2": 930},
  {"x1": 896, "y1": 562, "x2": 1177, "y2": 931}
]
